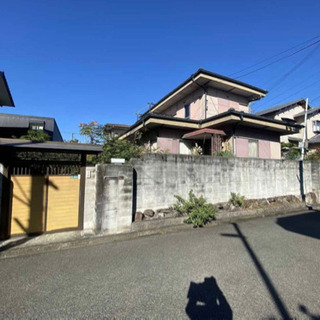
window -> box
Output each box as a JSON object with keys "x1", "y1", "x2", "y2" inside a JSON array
[
  {"x1": 313, "y1": 120, "x2": 320, "y2": 133},
  {"x1": 248, "y1": 139, "x2": 258, "y2": 158},
  {"x1": 29, "y1": 121, "x2": 44, "y2": 131},
  {"x1": 184, "y1": 104, "x2": 190, "y2": 119}
]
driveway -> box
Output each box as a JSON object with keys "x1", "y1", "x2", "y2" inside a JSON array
[{"x1": 0, "y1": 211, "x2": 319, "y2": 319}]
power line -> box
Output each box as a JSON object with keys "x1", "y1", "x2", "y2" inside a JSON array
[
  {"x1": 234, "y1": 38, "x2": 320, "y2": 79},
  {"x1": 310, "y1": 94, "x2": 320, "y2": 104},
  {"x1": 263, "y1": 71, "x2": 320, "y2": 104},
  {"x1": 267, "y1": 43, "x2": 320, "y2": 91},
  {"x1": 252, "y1": 74, "x2": 320, "y2": 113},
  {"x1": 229, "y1": 35, "x2": 320, "y2": 77}
]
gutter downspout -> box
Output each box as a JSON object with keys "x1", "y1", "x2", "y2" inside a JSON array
[{"x1": 191, "y1": 74, "x2": 208, "y2": 119}]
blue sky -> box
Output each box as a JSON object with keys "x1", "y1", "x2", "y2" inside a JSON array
[{"x1": 1, "y1": 0, "x2": 320, "y2": 142}]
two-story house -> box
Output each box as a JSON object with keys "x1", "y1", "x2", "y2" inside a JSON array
[
  {"x1": 119, "y1": 69, "x2": 301, "y2": 159},
  {"x1": 0, "y1": 113, "x2": 64, "y2": 141},
  {"x1": 256, "y1": 98, "x2": 320, "y2": 150}
]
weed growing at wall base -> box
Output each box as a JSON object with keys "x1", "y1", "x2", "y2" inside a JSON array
[
  {"x1": 229, "y1": 192, "x2": 245, "y2": 207},
  {"x1": 172, "y1": 190, "x2": 216, "y2": 227}
]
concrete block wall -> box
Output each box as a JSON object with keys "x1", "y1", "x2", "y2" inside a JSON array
[
  {"x1": 83, "y1": 156, "x2": 320, "y2": 234},
  {"x1": 83, "y1": 166, "x2": 97, "y2": 232},
  {"x1": 131, "y1": 154, "x2": 318, "y2": 212},
  {"x1": 84, "y1": 164, "x2": 133, "y2": 234}
]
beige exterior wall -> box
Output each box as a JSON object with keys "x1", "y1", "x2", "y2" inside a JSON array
[
  {"x1": 273, "y1": 105, "x2": 305, "y2": 121},
  {"x1": 270, "y1": 141, "x2": 281, "y2": 159},
  {"x1": 280, "y1": 111, "x2": 320, "y2": 143},
  {"x1": 179, "y1": 141, "x2": 192, "y2": 155},
  {"x1": 306, "y1": 113, "x2": 320, "y2": 140}
]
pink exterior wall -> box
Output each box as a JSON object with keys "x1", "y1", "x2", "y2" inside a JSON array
[
  {"x1": 236, "y1": 138, "x2": 249, "y2": 157},
  {"x1": 258, "y1": 140, "x2": 271, "y2": 159},
  {"x1": 218, "y1": 97, "x2": 240, "y2": 113},
  {"x1": 236, "y1": 137, "x2": 273, "y2": 159},
  {"x1": 161, "y1": 87, "x2": 249, "y2": 120},
  {"x1": 157, "y1": 137, "x2": 179, "y2": 154},
  {"x1": 163, "y1": 88, "x2": 203, "y2": 120},
  {"x1": 206, "y1": 87, "x2": 249, "y2": 118}
]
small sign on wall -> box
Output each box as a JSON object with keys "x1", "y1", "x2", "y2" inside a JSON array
[{"x1": 111, "y1": 158, "x2": 125, "y2": 164}]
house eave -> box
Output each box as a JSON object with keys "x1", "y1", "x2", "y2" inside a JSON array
[{"x1": 119, "y1": 110, "x2": 301, "y2": 140}]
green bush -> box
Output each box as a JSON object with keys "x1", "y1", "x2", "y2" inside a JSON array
[
  {"x1": 172, "y1": 190, "x2": 216, "y2": 227},
  {"x1": 98, "y1": 136, "x2": 146, "y2": 164},
  {"x1": 215, "y1": 150, "x2": 234, "y2": 157},
  {"x1": 306, "y1": 147, "x2": 320, "y2": 160},
  {"x1": 281, "y1": 142, "x2": 300, "y2": 160},
  {"x1": 229, "y1": 192, "x2": 245, "y2": 207},
  {"x1": 20, "y1": 130, "x2": 50, "y2": 142}
]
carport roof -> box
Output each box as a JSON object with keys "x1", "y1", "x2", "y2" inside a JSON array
[{"x1": 0, "y1": 138, "x2": 102, "y2": 153}]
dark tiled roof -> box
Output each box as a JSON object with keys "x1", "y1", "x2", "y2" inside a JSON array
[
  {"x1": 255, "y1": 98, "x2": 306, "y2": 116},
  {"x1": 309, "y1": 134, "x2": 320, "y2": 144},
  {"x1": 294, "y1": 105, "x2": 320, "y2": 118}
]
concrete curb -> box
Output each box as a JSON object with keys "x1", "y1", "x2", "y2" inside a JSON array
[{"x1": 0, "y1": 206, "x2": 314, "y2": 260}]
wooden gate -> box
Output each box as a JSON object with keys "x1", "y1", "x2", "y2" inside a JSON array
[{"x1": 10, "y1": 164, "x2": 81, "y2": 236}]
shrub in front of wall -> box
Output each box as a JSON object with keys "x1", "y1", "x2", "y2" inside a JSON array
[
  {"x1": 172, "y1": 190, "x2": 216, "y2": 227},
  {"x1": 229, "y1": 192, "x2": 245, "y2": 207},
  {"x1": 215, "y1": 150, "x2": 234, "y2": 157}
]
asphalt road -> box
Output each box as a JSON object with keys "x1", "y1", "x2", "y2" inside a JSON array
[{"x1": 0, "y1": 211, "x2": 320, "y2": 319}]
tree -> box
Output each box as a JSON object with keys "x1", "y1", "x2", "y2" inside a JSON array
[
  {"x1": 20, "y1": 130, "x2": 51, "y2": 141},
  {"x1": 98, "y1": 135, "x2": 146, "y2": 164},
  {"x1": 79, "y1": 121, "x2": 105, "y2": 145}
]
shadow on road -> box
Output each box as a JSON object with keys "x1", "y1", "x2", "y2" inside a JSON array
[
  {"x1": 299, "y1": 305, "x2": 320, "y2": 320},
  {"x1": 277, "y1": 211, "x2": 320, "y2": 240},
  {"x1": 221, "y1": 222, "x2": 320, "y2": 320},
  {"x1": 221, "y1": 223, "x2": 292, "y2": 319},
  {"x1": 186, "y1": 276, "x2": 232, "y2": 320}
]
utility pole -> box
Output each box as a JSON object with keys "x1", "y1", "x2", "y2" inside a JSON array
[
  {"x1": 301, "y1": 97, "x2": 309, "y2": 160},
  {"x1": 299, "y1": 97, "x2": 308, "y2": 203}
]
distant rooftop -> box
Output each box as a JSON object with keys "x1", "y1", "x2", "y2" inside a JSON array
[
  {"x1": 294, "y1": 105, "x2": 320, "y2": 118},
  {"x1": 255, "y1": 98, "x2": 307, "y2": 116}
]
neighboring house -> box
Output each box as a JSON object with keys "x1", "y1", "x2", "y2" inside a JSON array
[
  {"x1": 119, "y1": 69, "x2": 301, "y2": 159},
  {"x1": 256, "y1": 99, "x2": 320, "y2": 149},
  {"x1": 0, "y1": 113, "x2": 63, "y2": 141},
  {"x1": 105, "y1": 123, "x2": 130, "y2": 137}
]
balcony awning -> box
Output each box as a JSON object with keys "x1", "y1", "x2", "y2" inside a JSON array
[{"x1": 182, "y1": 128, "x2": 226, "y2": 140}]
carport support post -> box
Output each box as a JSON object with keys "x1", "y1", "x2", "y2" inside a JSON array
[{"x1": 78, "y1": 153, "x2": 86, "y2": 230}]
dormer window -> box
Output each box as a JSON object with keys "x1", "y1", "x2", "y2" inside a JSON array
[
  {"x1": 29, "y1": 121, "x2": 44, "y2": 131},
  {"x1": 185, "y1": 104, "x2": 190, "y2": 119}
]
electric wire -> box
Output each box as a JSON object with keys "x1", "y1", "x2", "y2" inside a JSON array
[
  {"x1": 234, "y1": 38, "x2": 320, "y2": 79},
  {"x1": 228, "y1": 35, "x2": 320, "y2": 77}
]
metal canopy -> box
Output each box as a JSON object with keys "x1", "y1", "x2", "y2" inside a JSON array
[{"x1": 182, "y1": 128, "x2": 226, "y2": 140}]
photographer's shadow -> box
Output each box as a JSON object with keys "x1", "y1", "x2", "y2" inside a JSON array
[{"x1": 186, "y1": 276, "x2": 233, "y2": 320}]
